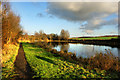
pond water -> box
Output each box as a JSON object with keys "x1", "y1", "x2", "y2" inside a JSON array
[{"x1": 51, "y1": 43, "x2": 119, "y2": 58}]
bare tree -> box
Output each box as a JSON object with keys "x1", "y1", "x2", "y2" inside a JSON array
[
  {"x1": 60, "y1": 29, "x2": 70, "y2": 40},
  {"x1": 34, "y1": 31, "x2": 39, "y2": 41},
  {"x1": 39, "y1": 30, "x2": 44, "y2": 41},
  {"x1": 2, "y1": 2, "x2": 22, "y2": 45}
]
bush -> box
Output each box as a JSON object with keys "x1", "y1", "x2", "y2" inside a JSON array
[
  {"x1": 50, "y1": 49, "x2": 57, "y2": 54},
  {"x1": 88, "y1": 52, "x2": 120, "y2": 72},
  {"x1": 67, "y1": 52, "x2": 73, "y2": 56},
  {"x1": 67, "y1": 51, "x2": 120, "y2": 72},
  {"x1": 46, "y1": 48, "x2": 52, "y2": 52},
  {"x1": 59, "y1": 50, "x2": 64, "y2": 54}
]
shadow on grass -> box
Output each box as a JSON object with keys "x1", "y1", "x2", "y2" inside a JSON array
[{"x1": 35, "y1": 56, "x2": 57, "y2": 65}]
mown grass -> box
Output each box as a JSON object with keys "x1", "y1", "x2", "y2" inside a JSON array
[
  {"x1": 22, "y1": 43, "x2": 116, "y2": 78},
  {"x1": 70, "y1": 37, "x2": 118, "y2": 40},
  {"x1": 2, "y1": 44, "x2": 19, "y2": 80}
]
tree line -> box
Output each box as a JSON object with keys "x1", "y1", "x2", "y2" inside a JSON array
[
  {"x1": 1, "y1": 2, "x2": 22, "y2": 47},
  {"x1": 22, "y1": 29, "x2": 70, "y2": 42}
]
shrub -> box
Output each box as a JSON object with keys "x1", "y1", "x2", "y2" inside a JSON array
[
  {"x1": 46, "y1": 48, "x2": 52, "y2": 52},
  {"x1": 71, "y1": 53, "x2": 77, "y2": 60},
  {"x1": 51, "y1": 49, "x2": 57, "y2": 54},
  {"x1": 69, "y1": 51, "x2": 120, "y2": 72},
  {"x1": 60, "y1": 50, "x2": 64, "y2": 54},
  {"x1": 88, "y1": 52, "x2": 120, "y2": 72},
  {"x1": 67, "y1": 52, "x2": 73, "y2": 56}
]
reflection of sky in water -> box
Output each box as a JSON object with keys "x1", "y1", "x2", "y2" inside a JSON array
[{"x1": 53, "y1": 43, "x2": 119, "y2": 58}]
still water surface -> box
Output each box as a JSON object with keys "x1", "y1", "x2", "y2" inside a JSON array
[{"x1": 52, "y1": 43, "x2": 119, "y2": 58}]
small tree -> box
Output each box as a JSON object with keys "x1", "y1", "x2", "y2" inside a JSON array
[
  {"x1": 60, "y1": 29, "x2": 70, "y2": 40},
  {"x1": 39, "y1": 30, "x2": 44, "y2": 41},
  {"x1": 34, "y1": 31, "x2": 39, "y2": 41}
]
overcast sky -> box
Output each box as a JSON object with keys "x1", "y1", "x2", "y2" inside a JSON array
[{"x1": 10, "y1": 2, "x2": 118, "y2": 37}]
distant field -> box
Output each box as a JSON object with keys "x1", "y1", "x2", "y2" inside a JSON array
[{"x1": 70, "y1": 37, "x2": 118, "y2": 40}]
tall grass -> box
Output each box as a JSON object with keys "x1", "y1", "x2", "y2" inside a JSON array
[
  {"x1": 2, "y1": 44, "x2": 19, "y2": 79},
  {"x1": 78, "y1": 52, "x2": 120, "y2": 72}
]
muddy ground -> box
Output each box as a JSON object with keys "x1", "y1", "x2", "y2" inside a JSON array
[{"x1": 14, "y1": 43, "x2": 33, "y2": 80}]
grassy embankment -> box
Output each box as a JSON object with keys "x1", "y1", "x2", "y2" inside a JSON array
[
  {"x1": 2, "y1": 44, "x2": 19, "y2": 79},
  {"x1": 70, "y1": 36, "x2": 118, "y2": 40},
  {"x1": 22, "y1": 42, "x2": 118, "y2": 78},
  {"x1": 39, "y1": 36, "x2": 119, "y2": 43}
]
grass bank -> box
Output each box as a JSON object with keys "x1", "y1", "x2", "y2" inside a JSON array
[
  {"x1": 22, "y1": 42, "x2": 118, "y2": 78},
  {"x1": 2, "y1": 44, "x2": 20, "y2": 79},
  {"x1": 69, "y1": 37, "x2": 119, "y2": 47},
  {"x1": 70, "y1": 36, "x2": 118, "y2": 40}
]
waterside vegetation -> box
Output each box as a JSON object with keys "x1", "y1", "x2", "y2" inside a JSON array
[{"x1": 22, "y1": 42, "x2": 120, "y2": 78}]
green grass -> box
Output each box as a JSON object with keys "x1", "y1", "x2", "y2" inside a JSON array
[
  {"x1": 70, "y1": 37, "x2": 118, "y2": 40},
  {"x1": 2, "y1": 55, "x2": 17, "y2": 79},
  {"x1": 22, "y1": 43, "x2": 113, "y2": 78},
  {"x1": 2, "y1": 44, "x2": 19, "y2": 80}
]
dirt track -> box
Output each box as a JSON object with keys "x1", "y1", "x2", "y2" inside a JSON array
[{"x1": 14, "y1": 43, "x2": 33, "y2": 80}]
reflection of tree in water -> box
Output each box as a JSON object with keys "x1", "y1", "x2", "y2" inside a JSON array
[
  {"x1": 47, "y1": 42, "x2": 59, "y2": 48},
  {"x1": 60, "y1": 44, "x2": 69, "y2": 52},
  {"x1": 118, "y1": 48, "x2": 120, "y2": 60},
  {"x1": 46, "y1": 42, "x2": 70, "y2": 52}
]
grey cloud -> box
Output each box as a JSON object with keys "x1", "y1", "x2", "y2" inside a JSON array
[
  {"x1": 84, "y1": 18, "x2": 118, "y2": 30},
  {"x1": 79, "y1": 27, "x2": 85, "y2": 29},
  {"x1": 37, "y1": 13, "x2": 44, "y2": 17},
  {"x1": 47, "y1": 2, "x2": 118, "y2": 31},
  {"x1": 49, "y1": 15, "x2": 54, "y2": 18},
  {"x1": 85, "y1": 30, "x2": 94, "y2": 34},
  {"x1": 118, "y1": 2, "x2": 120, "y2": 35}
]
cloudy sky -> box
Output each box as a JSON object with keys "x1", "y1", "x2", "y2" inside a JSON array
[{"x1": 10, "y1": 2, "x2": 118, "y2": 37}]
